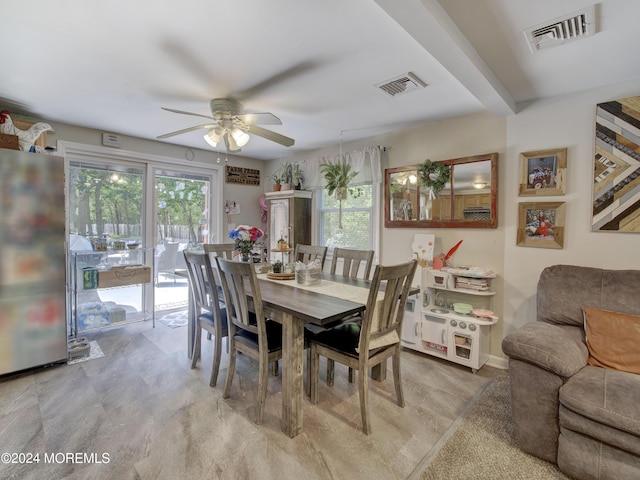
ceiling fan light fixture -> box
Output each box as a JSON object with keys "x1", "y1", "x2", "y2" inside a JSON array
[
  {"x1": 472, "y1": 181, "x2": 487, "y2": 189},
  {"x1": 224, "y1": 132, "x2": 242, "y2": 152},
  {"x1": 204, "y1": 126, "x2": 224, "y2": 148},
  {"x1": 230, "y1": 127, "x2": 250, "y2": 147}
]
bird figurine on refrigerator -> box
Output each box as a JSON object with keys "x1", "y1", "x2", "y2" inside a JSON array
[{"x1": 0, "y1": 110, "x2": 53, "y2": 151}]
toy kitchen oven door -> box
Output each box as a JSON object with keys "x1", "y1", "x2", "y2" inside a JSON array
[{"x1": 420, "y1": 312, "x2": 492, "y2": 372}]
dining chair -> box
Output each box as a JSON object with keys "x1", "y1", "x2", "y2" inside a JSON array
[
  {"x1": 203, "y1": 243, "x2": 235, "y2": 259},
  {"x1": 184, "y1": 250, "x2": 228, "y2": 388},
  {"x1": 309, "y1": 259, "x2": 417, "y2": 434},
  {"x1": 294, "y1": 244, "x2": 328, "y2": 269},
  {"x1": 324, "y1": 247, "x2": 375, "y2": 384},
  {"x1": 207, "y1": 242, "x2": 280, "y2": 376},
  {"x1": 330, "y1": 247, "x2": 374, "y2": 280},
  {"x1": 215, "y1": 257, "x2": 283, "y2": 425}
]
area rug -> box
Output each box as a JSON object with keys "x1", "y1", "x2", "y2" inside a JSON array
[
  {"x1": 67, "y1": 341, "x2": 104, "y2": 365},
  {"x1": 157, "y1": 310, "x2": 189, "y2": 328},
  {"x1": 417, "y1": 370, "x2": 570, "y2": 480}
]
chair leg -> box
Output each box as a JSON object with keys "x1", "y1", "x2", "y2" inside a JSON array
[
  {"x1": 191, "y1": 325, "x2": 201, "y2": 369},
  {"x1": 305, "y1": 348, "x2": 311, "y2": 396},
  {"x1": 256, "y1": 355, "x2": 269, "y2": 425},
  {"x1": 223, "y1": 344, "x2": 236, "y2": 399},
  {"x1": 392, "y1": 348, "x2": 405, "y2": 407},
  {"x1": 310, "y1": 345, "x2": 320, "y2": 404},
  {"x1": 209, "y1": 333, "x2": 222, "y2": 388},
  {"x1": 359, "y1": 364, "x2": 371, "y2": 435},
  {"x1": 271, "y1": 360, "x2": 278, "y2": 376},
  {"x1": 327, "y1": 359, "x2": 335, "y2": 386},
  {"x1": 348, "y1": 367, "x2": 355, "y2": 383}
]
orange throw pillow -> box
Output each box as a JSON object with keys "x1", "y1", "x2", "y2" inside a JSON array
[{"x1": 583, "y1": 306, "x2": 640, "y2": 375}]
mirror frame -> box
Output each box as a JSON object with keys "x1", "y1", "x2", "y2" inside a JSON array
[{"x1": 384, "y1": 152, "x2": 498, "y2": 229}]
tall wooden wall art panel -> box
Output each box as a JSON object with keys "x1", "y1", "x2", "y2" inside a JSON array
[{"x1": 592, "y1": 95, "x2": 640, "y2": 232}]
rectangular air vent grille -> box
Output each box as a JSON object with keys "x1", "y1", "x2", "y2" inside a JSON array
[
  {"x1": 375, "y1": 72, "x2": 426, "y2": 97},
  {"x1": 524, "y1": 5, "x2": 595, "y2": 53}
]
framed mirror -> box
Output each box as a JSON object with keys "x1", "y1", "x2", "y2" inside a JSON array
[{"x1": 384, "y1": 152, "x2": 498, "y2": 228}]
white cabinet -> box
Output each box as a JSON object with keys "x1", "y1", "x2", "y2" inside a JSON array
[
  {"x1": 401, "y1": 267, "x2": 498, "y2": 372},
  {"x1": 265, "y1": 190, "x2": 312, "y2": 263}
]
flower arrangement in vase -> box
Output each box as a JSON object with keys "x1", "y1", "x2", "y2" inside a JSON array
[{"x1": 228, "y1": 225, "x2": 264, "y2": 262}]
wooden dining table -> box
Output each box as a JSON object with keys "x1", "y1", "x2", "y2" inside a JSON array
[
  {"x1": 187, "y1": 271, "x2": 366, "y2": 437},
  {"x1": 186, "y1": 269, "x2": 418, "y2": 438}
]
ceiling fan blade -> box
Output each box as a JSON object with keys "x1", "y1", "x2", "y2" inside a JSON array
[
  {"x1": 247, "y1": 125, "x2": 295, "y2": 147},
  {"x1": 235, "y1": 112, "x2": 282, "y2": 125},
  {"x1": 233, "y1": 60, "x2": 318, "y2": 100},
  {"x1": 157, "y1": 123, "x2": 216, "y2": 139},
  {"x1": 161, "y1": 107, "x2": 215, "y2": 121}
]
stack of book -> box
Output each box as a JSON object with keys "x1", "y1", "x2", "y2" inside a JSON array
[{"x1": 455, "y1": 276, "x2": 490, "y2": 291}]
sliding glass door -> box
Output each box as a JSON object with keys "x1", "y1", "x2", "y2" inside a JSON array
[
  {"x1": 62, "y1": 141, "x2": 222, "y2": 330},
  {"x1": 153, "y1": 168, "x2": 212, "y2": 314}
]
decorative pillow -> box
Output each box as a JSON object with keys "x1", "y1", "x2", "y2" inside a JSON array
[{"x1": 583, "y1": 306, "x2": 640, "y2": 375}]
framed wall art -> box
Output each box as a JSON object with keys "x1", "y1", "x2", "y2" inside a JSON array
[
  {"x1": 518, "y1": 148, "x2": 566, "y2": 196},
  {"x1": 517, "y1": 201, "x2": 565, "y2": 249},
  {"x1": 592, "y1": 95, "x2": 640, "y2": 232}
]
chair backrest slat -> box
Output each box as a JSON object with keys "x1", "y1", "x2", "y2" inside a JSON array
[
  {"x1": 330, "y1": 248, "x2": 374, "y2": 279},
  {"x1": 216, "y1": 258, "x2": 266, "y2": 342},
  {"x1": 359, "y1": 260, "x2": 417, "y2": 352},
  {"x1": 203, "y1": 243, "x2": 235, "y2": 259},
  {"x1": 294, "y1": 244, "x2": 328, "y2": 269},
  {"x1": 183, "y1": 250, "x2": 222, "y2": 317}
]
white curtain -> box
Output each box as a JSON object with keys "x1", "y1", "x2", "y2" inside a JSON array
[{"x1": 302, "y1": 145, "x2": 382, "y2": 189}]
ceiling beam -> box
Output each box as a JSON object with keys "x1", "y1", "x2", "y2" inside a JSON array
[{"x1": 373, "y1": 0, "x2": 517, "y2": 116}]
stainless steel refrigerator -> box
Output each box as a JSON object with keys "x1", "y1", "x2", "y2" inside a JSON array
[{"x1": 0, "y1": 149, "x2": 67, "y2": 375}]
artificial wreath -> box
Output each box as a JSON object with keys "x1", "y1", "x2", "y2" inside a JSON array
[{"x1": 417, "y1": 159, "x2": 451, "y2": 195}]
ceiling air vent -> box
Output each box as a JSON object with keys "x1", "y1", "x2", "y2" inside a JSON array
[
  {"x1": 375, "y1": 72, "x2": 426, "y2": 97},
  {"x1": 524, "y1": 5, "x2": 596, "y2": 53}
]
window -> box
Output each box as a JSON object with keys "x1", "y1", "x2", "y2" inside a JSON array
[{"x1": 316, "y1": 184, "x2": 375, "y2": 250}]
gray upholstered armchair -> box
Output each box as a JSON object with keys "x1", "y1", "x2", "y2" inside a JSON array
[{"x1": 502, "y1": 265, "x2": 640, "y2": 480}]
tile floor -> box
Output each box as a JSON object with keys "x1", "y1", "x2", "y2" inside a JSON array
[{"x1": 0, "y1": 318, "x2": 499, "y2": 480}]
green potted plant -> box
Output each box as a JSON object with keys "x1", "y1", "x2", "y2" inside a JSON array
[
  {"x1": 320, "y1": 159, "x2": 359, "y2": 228},
  {"x1": 272, "y1": 259, "x2": 283, "y2": 273},
  {"x1": 292, "y1": 162, "x2": 304, "y2": 190},
  {"x1": 270, "y1": 170, "x2": 282, "y2": 191},
  {"x1": 279, "y1": 160, "x2": 293, "y2": 190},
  {"x1": 320, "y1": 159, "x2": 358, "y2": 200}
]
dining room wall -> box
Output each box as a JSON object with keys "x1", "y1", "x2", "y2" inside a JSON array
[
  {"x1": 374, "y1": 112, "x2": 507, "y2": 363},
  {"x1": 502, "y1": 79, "x2": 640, "y2": 344},
  {"x1": 274, "y1": 79, "x2": 640, "y2": 366}
]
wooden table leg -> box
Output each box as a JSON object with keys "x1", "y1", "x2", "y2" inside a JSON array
[{"x1": 280, "y1": 312, "x2": 304, "y2": 438}]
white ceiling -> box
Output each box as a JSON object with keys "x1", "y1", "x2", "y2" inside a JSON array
[{"x1": 2, "y1": 0, "x2": 640, "y2": 160}]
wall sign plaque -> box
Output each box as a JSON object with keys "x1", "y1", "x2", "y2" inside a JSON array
[{"x1": 225, "y1": 165, "x2": 261, "y2": 186}]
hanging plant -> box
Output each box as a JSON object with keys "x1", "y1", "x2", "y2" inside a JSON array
[
  {"x1": 320, "y1": 159, "x2": 359, "y2": 229},
  {"x1": 319, "y1": 160, "x2": 358, "y2": 197},
  {"x1": 418, "y1": 159, "x2": 451, "y2": 195}
]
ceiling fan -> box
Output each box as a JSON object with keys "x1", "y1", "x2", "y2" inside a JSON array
[{"x1": 157, "y1": 98, "x2": 295, "y2": 153}]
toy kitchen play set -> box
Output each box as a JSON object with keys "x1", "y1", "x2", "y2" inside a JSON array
[{"x1": 402, "y1": 235, "x2": 498, "y2": 372}]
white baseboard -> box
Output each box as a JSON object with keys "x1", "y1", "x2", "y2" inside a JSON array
[{"x1": 486, "y1": 354, "x2": 508, "y2": 370}]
